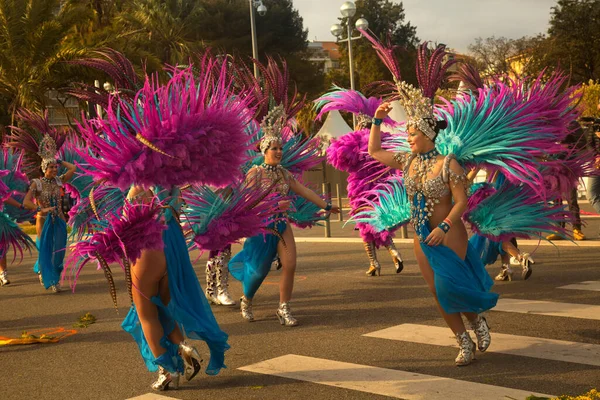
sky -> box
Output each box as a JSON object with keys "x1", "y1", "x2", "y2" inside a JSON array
[{"x1": 292, "y1": 0, "x2": 557, "y2": 53}]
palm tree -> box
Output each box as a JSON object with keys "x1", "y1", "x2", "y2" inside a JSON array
[
  {"x1": 118, "y1": 0, "x2": 205, "y2": 66},
  {"x1": 0, "y1": 0, "x2": 91, "y2": 126}
]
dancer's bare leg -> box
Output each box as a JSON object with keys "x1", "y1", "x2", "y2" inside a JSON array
[{"x1": 277, "y1": 226, "x2": 297, "y2": 303}]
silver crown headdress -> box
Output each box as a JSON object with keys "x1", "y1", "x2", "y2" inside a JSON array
[
  {"x1": 259, "y1": 104, "x2": 286, "y2": 154},
  {"x1": 396, "y1": 80, "x2": 438, "y2": 141},
  {"x1": 37, "y1": 134, "x2": 58, "y2": 171}
]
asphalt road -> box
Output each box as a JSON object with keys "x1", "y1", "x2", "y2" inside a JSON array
[{"x1": 1, "y1": 238, "x2": 600, "y2": 400}]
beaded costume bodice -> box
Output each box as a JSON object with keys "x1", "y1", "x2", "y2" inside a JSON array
[
  {"x1": 249, "y1": 164, "x2": 292, "y2": 197},
  {"x1": 394, "y1": 150, "x2": 467, "y2": 239},
  {"x1": 31, "y1": 176, "x2": 64, "y2": 219}
]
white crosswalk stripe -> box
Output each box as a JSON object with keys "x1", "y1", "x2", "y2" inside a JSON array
[
  {"x1": 558, "y1": 281, "x2": 600, "y2": 292},
  {"x1": 239, "y1": 354, "x2": 553, "y2": 399},
  {"x1": 364, "y1": 323, "x2": 600, "y2": 366},
  {"x1": 493, "y1": 298, "x2": 600, "y2": 320},
  {"x1": 126, "y1": 394, "x2": 181, "y2": 400}
]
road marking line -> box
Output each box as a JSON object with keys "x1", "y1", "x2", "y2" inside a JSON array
[
  {"x1": 364, "y1": 323, "x2": 600, "y2": 367},
  {"x1": 126, "y1": 393, "x2": 181, "y2": 400},
  {"x1": 494, "y1": 298, "x2": 600, "y2": 320},
  {"x1": 558, "y1": 281, "x2": 600, "y2": 292},
  {"x1": 239, "y1": 354, "x2": 551, "y2": 400}
]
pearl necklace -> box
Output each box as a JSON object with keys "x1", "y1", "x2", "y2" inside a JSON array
[{"x1": 261, "y1": 163, "x2": 279, "y2": 171}]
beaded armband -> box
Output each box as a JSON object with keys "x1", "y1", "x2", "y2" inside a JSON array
[
  {"x1": 438, "y1": 221, "x2": 450, "y2": 233},
  {"x1": 393, "y1": 152, "x2": 407, "y2": 167}
]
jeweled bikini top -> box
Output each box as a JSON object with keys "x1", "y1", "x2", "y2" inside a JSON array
[
  {"x1": 394, "y1": 150, "x2": 467, "y2": 232},
  {"x1": 248, "y1": 163, "x2": 292, "y2": 197},
  {"x1": 31, "y1": 176, "x2": 64, "y2": 219}
]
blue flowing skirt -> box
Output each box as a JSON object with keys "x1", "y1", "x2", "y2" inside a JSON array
[
  {"x1": 469, "y1": 234, "x2": 505, "y2": 266},
  {"x1": 122, "y1": 218, "x2": 230, "y2": 375},
  {"x1": 33, "y1": 216, "x2": 67, "y2": 289},
  {"x1": 229, "y1": 219, "x2": 287, "y2": 299},
  {"x1": 414, "y1": 197, "x2": 498, "y2": 314}
]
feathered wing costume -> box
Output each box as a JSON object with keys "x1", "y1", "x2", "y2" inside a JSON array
[
  {"x1": 445, "y1": 67, "x2": 588, "y2": 278},
  {"x1": 65, "y1": 57, "x2": 253, "y2": 377},
  {"x1": 0, "y1": 149, "x2": 36, "y2": 266},
  {"x1": 315, "y1": 87, "x2": 405, "y2": 274}
]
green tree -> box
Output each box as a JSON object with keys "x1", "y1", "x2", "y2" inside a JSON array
[
  {"x1": 545, "y1": 0, "x2": 600, "y2": 83},
  {"x1": 118, "y1": 0, "x2": 206, "y2": 66},
  {"x1": 329, "y1": 0, "x2": 419, "y2": 92},
  {"x1": 0, "y1": 0, "x2": 91, "y2": 125},
  {"x1": 196, "y1": 0, "x2": 323, "y2": 97}
]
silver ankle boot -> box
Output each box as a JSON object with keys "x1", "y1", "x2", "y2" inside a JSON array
[
  {"x1": 385, "y1": 241, "x2": 404, "y2": 273},
  {"x1": 240, "y1": 295, "x2": 255, "y2": 322},
  {"x1": 205, "y1": 258, "x2": 218, "y2": 304},
  {"x1": 151, "y1": 367, "x2": 180, "y2": 391},
  {"x1": 179, "y1": 340, "x2": 203, "y2": 381},
  {"x1": 455, "y1": 331, "x2": 476, "y2": 366},
  {"x1": 276, "y1": 302, "x2": 298, "y2": 327},
  {"x1": 469, "y1": 315, "x2": 491, "y2": 352},
  {"x1": 215, "y1": 251, "x2": 236, "y2": 306}
]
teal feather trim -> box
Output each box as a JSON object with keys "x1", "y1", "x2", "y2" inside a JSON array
[
  {"x1": 288, "y1": 191, "x2": 327, "y2": 228},
  {"x1": 465, "y1": 183, "x2": 570, "y2": 241},
  {"x1": 348, "y1": 178, "x2": 411, "y2": 232},
  {"x1": 0, "y1": 212, "x2": 35, "y2": 263}
]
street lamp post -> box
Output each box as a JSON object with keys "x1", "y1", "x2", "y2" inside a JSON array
[
  {"x1": 330, "y1": 1, "x2": 368, "y2": 129},
  {"x1": 249, "y1": 0, "x2": 267, "y2": 79}
]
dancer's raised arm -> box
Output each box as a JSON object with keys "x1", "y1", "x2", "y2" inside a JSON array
[{"x1": 368, "y1": 102, "x2": 408, "y2": 169}]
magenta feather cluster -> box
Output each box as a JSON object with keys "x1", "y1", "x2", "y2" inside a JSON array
[
  {"x1": 326, "y1": 128, "x2": 400, "y2": 246},
  {"x1": 65, "y1": 200, "x2": 166, "y2": 288},
  {"x1": 76, "y1": 64, "x2": 254, "y2": 189}
]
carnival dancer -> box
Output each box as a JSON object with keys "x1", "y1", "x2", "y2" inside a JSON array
[
  {"x1": 0, "y1": 150, "x2": 36, "y2": 286},
  {"x1": 316, "y1": 88, "x2": 405, "y2": 276},
  {"x1": 229, "y1": 104, "x2": 340, "y2": 326},
  {"x1": 356, "y1": 32, "x2": 578, "y2": 365},
  {"x1": 17, "y1": 135, "x2": 76, "y2": 292},
  {"x1": 65, "y1": 59, "x2": 243, "y2": 390}
]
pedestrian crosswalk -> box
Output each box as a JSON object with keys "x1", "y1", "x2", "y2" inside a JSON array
[
  {"x1": 364, "y1": 323, "x2": 600, "y2": 366},
  {"x1": 239, "y1": 354, "x2": 552, "y2": 399},
  {"x1": 558, "y1": 280, "x2": 600, "y2": 292},
  {"x1": 493, "y1": 298, "x2": 600, "y2": 320},
  {"x1": 128, "y1": 279, "x2": 600, "y2": 400},
  {"x1": 235, "y1": 280, "x2": 600, "y2": 399}
]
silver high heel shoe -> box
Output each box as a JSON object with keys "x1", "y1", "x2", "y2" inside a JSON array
[
  {"x1": 240, "y1": 295, "x2": 255, "y2": 322},
  {"x1": 494, "y1": 264, "x2": 513, "y2": 281},
  {"x1": 151, "y1": 367, "x2": 180, "y2": 391},
  {"x1": 455, "y1": 331, "x2": 476, "y2": 366},
  {"x1": 276, "y1": 302, "x2": 298, "y2": 327},
  {"x1": 519, "y1": 253, "x2": 533, "y2": 280},
  {"x1": 179, "y1": 340, "x2": 203, "y2": 381},
  {"x1": 386, "y1": 242, "x2": 404, "y2": 273},
  {"x1": 469, "y1": 315, "x2": 491, "y2": 352}
]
